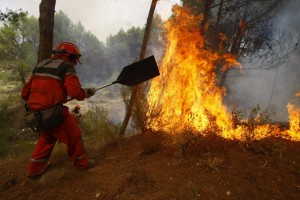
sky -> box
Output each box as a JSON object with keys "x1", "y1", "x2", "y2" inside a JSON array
[{"x1": 0, "y1": 0, "x2": 181, "y2": 41}]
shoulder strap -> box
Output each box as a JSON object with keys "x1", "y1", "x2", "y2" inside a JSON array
[
  {"x1": 33, "y1": 59, "x2": 70, "y2": 80},
  {"x1": 33, "y1": 59, "x2": 54, "y2": 75}
]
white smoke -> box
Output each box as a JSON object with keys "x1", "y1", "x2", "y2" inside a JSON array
[{"x1": 225, "y1": 0, "x2": 300, "y2": 122}]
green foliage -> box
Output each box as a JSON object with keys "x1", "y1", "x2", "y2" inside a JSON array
[
  {"x1": 0, "y1": 91, "x2": 35, "y2": 159},
  {"x1": 0, "y1": 10, "x2": 38, "y2": 85},
  {"x1": 53, "y1": 11, "x2": 73, "y2": 42},
  {"x1": 80, "y1": 102, "x2": 118, "y2": 144},
  {"x1": 0, "y1": 126, "x2": 9, "y2": 157},
  {"x1": 148, "y1": 14, "x2": 166, "y2": 55},
  {"x1": 0, "y1": 9, "x2": 27, "y2": 23},
  {"x1": 54, "y1": 10, "x2": 118, "y2": 83},
  {"x1": 105, "y1": 14, "x2": 165, "y2": 84},
  {"x1": 0, "y1": 125, "x2": 16, "y2": 158},
  {"x1": 0, "y1": 8, "x2": 165, "y2": 86},
  {"x1": 132, "y1": 85, "x2": 151, "y2": 132},
  {"x1": 120, "y1": 82, "x2": 152, "y2": 133},
  {"x1": 106, "y1": 27, "x2": 144, "y2": 69},
  {"x1": 0, "y1": 125, "x2": 36, "y2": 159}
]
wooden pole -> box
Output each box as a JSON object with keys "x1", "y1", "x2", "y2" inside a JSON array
[
  {"x1": 38, "y1": 0, "x2": 56, "y2": 63},
  {"x1": 118, "y1": 0, "x2": 158, "y2": 139}
]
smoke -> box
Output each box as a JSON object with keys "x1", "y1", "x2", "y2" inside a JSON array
[{"x1": 225, "y1": 0, "x2": 300, "y2": 122}]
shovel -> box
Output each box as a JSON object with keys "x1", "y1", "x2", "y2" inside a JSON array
[
  {"x1": 95, "y1": 55, "x2": 159, "y2": 91},
  {"x1": 68, "y1": 55, "x2": 159, "y2": 102}
]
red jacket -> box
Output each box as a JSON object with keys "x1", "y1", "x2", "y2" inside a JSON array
[{"x1": 22, "y1": 58, "x2": 86, "y2": 110}]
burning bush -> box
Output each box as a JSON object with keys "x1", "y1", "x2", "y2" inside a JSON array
[{"x1": 145, "y1": 5, "x2": 300, "y2": 141}]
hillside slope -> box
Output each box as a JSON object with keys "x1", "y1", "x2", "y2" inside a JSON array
[{"x1": 1, "y1": 131, "x2": 300, "y2": 200}]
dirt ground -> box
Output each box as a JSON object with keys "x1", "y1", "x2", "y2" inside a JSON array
[{"x1": 1, "y1": 131, "x2": 300, "y2": 200}]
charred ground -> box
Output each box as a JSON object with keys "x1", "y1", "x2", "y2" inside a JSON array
[{"x1": 1, "y1": 131, "x2": 300, "y2": 200}]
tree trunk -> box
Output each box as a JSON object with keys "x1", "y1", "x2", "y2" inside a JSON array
[
  {"x1": 38, "y1": 0, "x2": 56, "y2": 63},
  {"x1": 219, "y1": 19, "x2": 246, "y2": 87},
  {"x1": 118, "y1": 0, "x2": 158, "y2": 139},
  {"x1": 219, "y1": 0, "x2": 249, "y2": 87},
  {"x1": 200, "y1": 0, "x2": 213, "y2": 35},
  {"x1": 216, "y1": 0, "x2": 224, "y2": 28},
  {"x1": 19, "y1": 63, "x2": 27, "y2": 85}
]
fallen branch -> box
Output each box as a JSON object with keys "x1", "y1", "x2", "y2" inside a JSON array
[
  {"x1": 238, "y1": 142, "x2": 247, "y2": 153},
  {"x1": 260, "y1": 160, "x2": 268, "y2": 169}
]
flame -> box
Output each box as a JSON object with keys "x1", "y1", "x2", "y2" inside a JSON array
[
  {"x1": 286, "y1": 103, "x2": 300, "y2": 140},
  {"x1": 146, "y1": 5, "x2": 300, "y2": 141}
]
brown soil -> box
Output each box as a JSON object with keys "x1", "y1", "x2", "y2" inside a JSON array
[{"x1": 1, "y1": 131, "x2": 300, "y2": 200}]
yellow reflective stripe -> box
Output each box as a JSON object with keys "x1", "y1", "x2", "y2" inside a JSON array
[
  {"x1": 71, "y1": 155, "x2": 85, "y2": 164},
  {"x1": 31, "y1": 158, "x2": 49, "y2": 162},
  {"x1": 65, "y1": 72, "x2": 77, "y2": 76},
  {"x1": 34, "y1": 73, "x2": 63, "y2": 80},
  {"x1": 77, "y1": 155, "x2": 84, "y2": 160}
]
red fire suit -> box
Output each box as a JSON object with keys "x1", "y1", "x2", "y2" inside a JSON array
[{"x1": 22, "y1": 58, "x2": 91, "y2": 177}]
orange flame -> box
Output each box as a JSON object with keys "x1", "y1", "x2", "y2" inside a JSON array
[
  {"x1": 286, "y1": 103, "x2": 300, "y2": 140},
  {"x1": 146, "y1": 5, "x2": 300, "y2": 141}
]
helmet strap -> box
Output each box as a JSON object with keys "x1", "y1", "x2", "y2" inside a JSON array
[
  {"x1": 69, "y1": 54, "x2": 81, "y2": 65},
  {"x1": 52, "y1": 49, "x2": 68, "y2": 54}
]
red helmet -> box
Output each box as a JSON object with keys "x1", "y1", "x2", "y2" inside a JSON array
[{"x1": 52, "y1": 42, "x2": 81, "y2": 64}]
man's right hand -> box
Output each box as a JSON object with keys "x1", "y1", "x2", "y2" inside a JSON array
[{"x1": 84, "y1": 88, "x2": 96, "y2": 98}]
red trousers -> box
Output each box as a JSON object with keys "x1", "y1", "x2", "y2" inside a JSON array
[{"x1": 27, "y1": 107, "x2": 89, "y2": 177}]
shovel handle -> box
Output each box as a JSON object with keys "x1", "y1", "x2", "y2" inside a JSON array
[
  {"x1": 95, "y1": 79, "x2": 124, "y2": 91},
  {"x1": 67, "y1": 82, "x2": 119, "y2": 102},
  {"x1": 95, "y1": 83, "x2": 115, "y2": 91}
]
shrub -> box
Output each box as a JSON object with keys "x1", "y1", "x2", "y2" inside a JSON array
[
  {"x1": 0, "y1": 126, "x2": 10, "y2": 158},
  {"x1": 120, "y1": 82, "x2": 151, "y2": 133},
  {"x1": 231, "y1": 104, "x2": 275, "y2": 141},
  {"x1": 80, "y1": 102, "x2": 119, "y2": 145}
]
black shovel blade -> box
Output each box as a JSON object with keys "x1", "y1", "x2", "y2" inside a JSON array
[{"x1": 113, "y1": 55, "x2": 160, "y2": 86}]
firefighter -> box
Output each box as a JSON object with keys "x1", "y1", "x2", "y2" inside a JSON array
[
  {"x1": 71, "y1": 104, "x2": 84, "y2": 140},
  {"x1": 72, "y1": 104, "x2": 82, "y2": 123},
  {"x1": 22, "y1": 42, "x2": 96, "y2": 178}
]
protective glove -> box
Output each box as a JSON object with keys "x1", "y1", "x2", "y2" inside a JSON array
[{"x1": 84, "y1": 88, "x2": 96, "y2": 98}]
